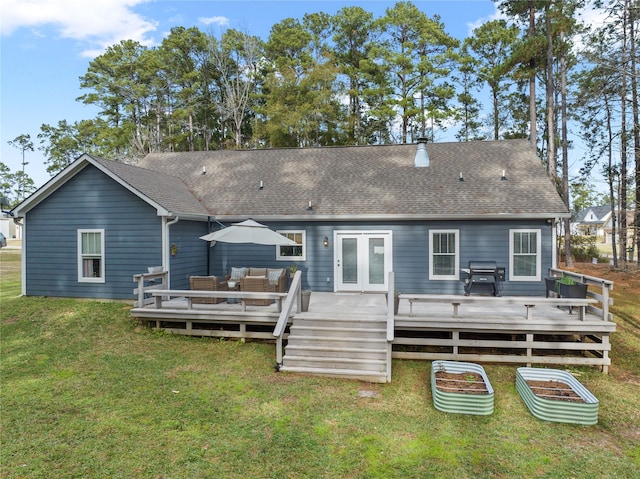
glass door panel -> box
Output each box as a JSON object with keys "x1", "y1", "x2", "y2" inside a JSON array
[
  {"x1": 335, "y1": 232, "x2": 392, "y2": 292},
  {"x1": 341, "y1": 238, "x2": 358, "y2": 284},
  {"x1": 368, "y1": 238, "x2": 385, "y2": 285}
]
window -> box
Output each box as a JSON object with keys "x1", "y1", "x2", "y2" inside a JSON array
[
  {"x1": 510, "y1": 229, "x2": 541, "y2": 281},
  {"x1": 429, "y1": 230, "x2": 459, "y2": 280},
  {"x1": 78, "y1": 229, "x2": 105, "y2": 283},
  {"x1": 276, "y1": 230, "x2": 306, "y2": 261}
]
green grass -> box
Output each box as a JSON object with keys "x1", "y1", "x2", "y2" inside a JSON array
[{"x1": 2, "y1": 251, "x2": 639, "y2": 478}]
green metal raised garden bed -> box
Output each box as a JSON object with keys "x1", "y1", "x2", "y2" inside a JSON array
[
  {"x1": 431, "y1": 360, "x2": 494, "y2": 415},
  {"x1": 516, "y1": 367, "x2": 599, "y2": 425}
]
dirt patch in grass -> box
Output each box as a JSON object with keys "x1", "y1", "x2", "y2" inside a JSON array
[
  {"x1": 434, "y1": 371, "x2": 489, "y2": 395},
  {"x1": 525, "y1": 379, "x2": 585, "y2": 403}
]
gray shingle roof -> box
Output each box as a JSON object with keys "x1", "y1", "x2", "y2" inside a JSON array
[
  {"x1": 574, "y1": 205, "x2": 611, "y2": 223},
  {"x1": 138, "y1": 140, "x2": 567, "y2": 218},
  {"x1": 91, "y1": 156, "x2": 208, "y2": 216},
  {"x1": 127, "y1": 139, "x2": 567, "y2": 219}
]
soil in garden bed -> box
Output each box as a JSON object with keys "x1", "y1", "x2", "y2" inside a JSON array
[
  {"x1": 526, "y1": 380, "x2": 586, "y2": 403},
  {"x1": 434, "y1": 371, "x2": 489, "y2": 395}
]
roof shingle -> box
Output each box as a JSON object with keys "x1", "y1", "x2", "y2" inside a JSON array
[{"x1": 125, "y1": 140, "x2": 568, "y2": 219}]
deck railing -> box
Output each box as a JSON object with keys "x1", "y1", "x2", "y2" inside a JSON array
[
  {"x1": 385, "y1": 271, "x2": 395, "y2": 383},
  {"x1": 274, "y1": 270, "x2": 302, "y2": 367},
  {"x1": 548, "y1": 268, "x2": 614, "y2": 321},
  {"x1": 133, "y1": 269, "x2": 168, "y2": 307},
  {"x1": 386, "y1": 271, "x2": 395, "y2": 342}
]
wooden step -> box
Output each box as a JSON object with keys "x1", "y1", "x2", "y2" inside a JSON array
[
  {"x1": 283, "y1": 355, "x2": 386, "y2": 371},
  {"x1": 277, "y1": 365, "x2": 388, "y2": 383},
  {"x1": 293, "y1": 318, "x2": 386, "y2": 330},
  {"x1": 281, "y1": 315, "x2": 390, "y2": 383},
  {"x1": 284, "y1": 344, "x2": 387, "y2": 360},
  {"x1": 289, "y1": 324, "x2": 386, "y2": 339},
  {"x1": 286, "y1": 335, "x2": 386, "y2": 350}
]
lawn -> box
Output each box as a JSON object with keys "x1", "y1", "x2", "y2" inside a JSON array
[{"x1": 1, "y1": 250, "x2": 639, "y2": 478}]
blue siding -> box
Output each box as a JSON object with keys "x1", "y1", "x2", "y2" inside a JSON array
[
  {"x1": 25, "y1": 166, "x2": 163, "y2": 299},
  {"x1": 26, "y1": 164, "x2": 553, "y2": 300},
  {"x1": 209, "y1": 219, "x2": 553, "y2": 295},
  {"x1": 169, "y1": 220, "x2": 210, "y2": 289}
]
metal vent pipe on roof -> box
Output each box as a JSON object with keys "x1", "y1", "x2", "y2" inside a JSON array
[{"x1": 414, "y1": 137, "x2": 429, "y2": 167}]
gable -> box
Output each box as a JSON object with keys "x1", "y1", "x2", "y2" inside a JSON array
[{"x1": 12, "y1": 154, "x2": 208, "y2": 219}]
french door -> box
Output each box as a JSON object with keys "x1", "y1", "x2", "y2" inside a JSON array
[{"x1": 335, "y1": 231, "x2": 392, "y2": 292}]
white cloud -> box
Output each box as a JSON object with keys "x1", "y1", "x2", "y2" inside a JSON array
[
  {"x1": 0, "y1": 0, "x2": 158, "y2": 57},
  {"x1": 466, "y1": 3, "x2": 506, "y2": 35},
  {"x1": 199, "y1": 16, "x2": 229, "y2": 27}
]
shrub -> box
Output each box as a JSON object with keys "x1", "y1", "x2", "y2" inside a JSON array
[{"x1": 559, "y1": 235, "x2": 607, "y2": 263}]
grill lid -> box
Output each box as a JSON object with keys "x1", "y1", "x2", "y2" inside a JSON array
[{"x1": 468, "y1": 261, "x2": 498, "y2": 272}]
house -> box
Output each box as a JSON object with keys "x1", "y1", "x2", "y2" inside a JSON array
[
  {"x1": 11, "y1": 139, "x2": 569, "y2": 300},
  {"x1": 602, "y1": 209, "x2": 636, "y2": 250},
  {"x1": 572, "y1": 205, "x2": 612, "y2": 242}
]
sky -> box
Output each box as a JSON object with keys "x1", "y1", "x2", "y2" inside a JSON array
[{"x1": 0, "y1": 0, "x2": 605, "y2": 193}]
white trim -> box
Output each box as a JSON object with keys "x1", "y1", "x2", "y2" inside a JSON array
[
  {"x1": 509, "y1": 229, "x2": 541, "y2": 281},
  {"x1": 429, "y1": 229, "x2": 460, "y2": 280},
  {"x1": 276, "y1": 230, "x2": 306, "y2": 261},
  {"x1": 77, "y1": 229, "x2": 105, "y2": 283},
  {"x1": 214, "y1": 212, "x2": 572, "y2": 222},
  {"x1": 334, "y1": 230, "x2": 393, "y2": 292}
]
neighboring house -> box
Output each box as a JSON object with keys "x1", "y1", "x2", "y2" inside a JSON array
[
  {"x1": 11, "y1": 139, "x2": 569, "y2": 300},
  {"x1": 572, "y1": 205, "x2": 612, "y2": 242},
  {"x1": 0, "y1": 213, "x2": 20, "y2": 240},
  {"x1": 603, "y1": 209, "x2": 637, "y2": 250}
]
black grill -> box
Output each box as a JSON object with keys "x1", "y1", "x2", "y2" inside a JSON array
[{"x1": 463, "y1": 261, "x2": 505, "y2": 296}]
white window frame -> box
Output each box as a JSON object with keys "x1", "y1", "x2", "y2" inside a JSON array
[
  {"x1": 429, "y1": 229, "x2": 459, "y2": 280},
  {"x1": 276, "y1": 230, "x2": 306, "y2": 261},
  {"x1": 78, "y1": 229, "x2": 105, "y2": 283},
  {"x1": 509, "y1": 229, "x2": 541, "y2": 281}
]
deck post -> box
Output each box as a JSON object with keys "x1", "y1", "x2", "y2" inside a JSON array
[
  {"x1": 602, "y1": 335, "x2": 610, "y2": 374},
  {"x1": 452, "y1": 331, "x2": 459, "y2": 357}
]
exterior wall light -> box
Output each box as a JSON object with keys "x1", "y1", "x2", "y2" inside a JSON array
[{"x1": 323, "y1": 236, "x2": 329, "y2": 248}]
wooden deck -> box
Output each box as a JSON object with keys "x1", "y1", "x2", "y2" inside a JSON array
[
  {"x1": 129, "y1": 269, "x2": 616, "y2": 380},
  {"x1": 393, "y1": 294, "x2": 615, "y2": 373}
]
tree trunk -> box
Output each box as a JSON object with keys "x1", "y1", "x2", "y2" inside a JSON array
[
  {"x1": 619, "y1": 0, "x2": 629, "y2": 265},
  {"x1": 493, "y1": 88, "x2": 500, "y2": 140},
  {"x1": 529, "y1": 0, "x2": 537, "y2": 150},
  {"x1": 545, "y1": 7, "x2": 556, "y2": 177},
  {"x1": 188, "y1": 112, "x2": 194, "y2": 152},
  {"x1": 629, "y1": 1, "x2": 640, "y2": 264},
  {"x1": 560, "y1": 30, "x2": 572, "y2": 267}
]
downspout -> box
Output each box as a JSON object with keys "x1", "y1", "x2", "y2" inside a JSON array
[
  {"x1": 206, "y1": 216, "x2": 226, "y2": 275},
  {"x1": 164, "y1": 216, "x2": 179, "y2": 288},
  {"x1": 207, "y1": 216, "x2": 213, "y2": 275},
  {"x1": 550, "y1": 218, "x2": 558, "y2": 269}
]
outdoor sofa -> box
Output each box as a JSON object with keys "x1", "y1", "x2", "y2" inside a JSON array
[{"x1": 227, "y1": 267, "x2": 288, "y2": 293}]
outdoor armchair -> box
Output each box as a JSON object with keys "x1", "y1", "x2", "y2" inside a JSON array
[
  {"x1": 189, "y1": 276, "x2": 227, "y2": 304},
  {"x1": 240, "y1": 276, "x2": 276, "y2": 306}
]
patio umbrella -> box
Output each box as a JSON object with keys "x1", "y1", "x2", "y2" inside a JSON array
[{"x1": 199, "y1": 219, "x2": 298, "y2": 245}]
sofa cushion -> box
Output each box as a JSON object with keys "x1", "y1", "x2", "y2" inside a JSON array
[
  {"x1": 267, "y1": 268, "x2": 284, "y2": 284},
  {"x1": 230, "y1": 267, "x2": 247, "y2": 281},
  {"x1": 249, "y1": 267, "x2": 267, "y2": 277}
]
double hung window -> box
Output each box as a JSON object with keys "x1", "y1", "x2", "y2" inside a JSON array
[
  {"x1": 78, "y1": 229, "x2": 105, "y2": 282},
  {"x1": 509, "y1": 229, "x2": 541, "y2": 281},
  {"x1": 429, "y1": 230, "x2": 459, "y2": 280}
]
